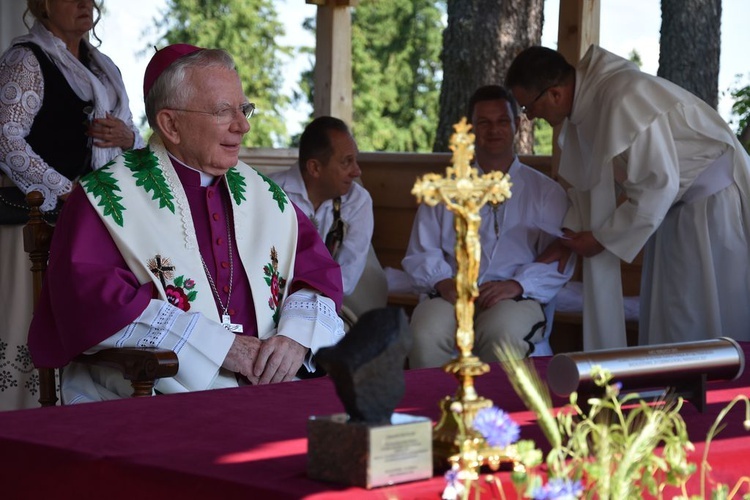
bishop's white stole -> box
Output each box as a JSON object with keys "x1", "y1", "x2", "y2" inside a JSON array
[{"x1": 81, "y1": 136, "x2": 298, "y2": 338}]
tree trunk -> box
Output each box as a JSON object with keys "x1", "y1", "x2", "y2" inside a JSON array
[
  {"x1": 658, "y1": 0, "x2": 722, "y2": 109},
  {"x1": 434, "y1": 0, "x2": 543, "y2": 153}
]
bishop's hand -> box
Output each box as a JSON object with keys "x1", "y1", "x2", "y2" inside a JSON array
[
  {"x1": 253, "y1": 335, "x2": 307, "y2": 384},
  {"x1": 222, "y1": 335, "x2": 262, "y2": 385}
]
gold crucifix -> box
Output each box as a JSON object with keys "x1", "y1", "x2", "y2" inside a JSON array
[{"x1": 412, "y1": 117, "x2": 512, "y2": 467}]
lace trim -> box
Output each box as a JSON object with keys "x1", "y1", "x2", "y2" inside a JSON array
[
  {"x1": 0, "y1": 46, "x2": 70, "y2": 211},
  {"x1": 149, "y1": 136, "x2": 196, "y2": 250},
  {"x1": 281, "y1": 295, "x2": 343, "y2": 336}
]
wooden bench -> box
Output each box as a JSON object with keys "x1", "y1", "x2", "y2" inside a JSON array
[{"x1": 242, "y1": 149, "x2": 641, "y2": 353}]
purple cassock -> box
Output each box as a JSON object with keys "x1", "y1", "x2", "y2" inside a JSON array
[{"x1": 27, "y1": 160, "x2": 343, "y2": 368}]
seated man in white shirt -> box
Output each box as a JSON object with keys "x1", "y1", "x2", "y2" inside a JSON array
[
  {"x1": 270, "y1": 117, "x2": 385, "y2": 322},
  {"x1": 402, "y1": 85, "x2": 575, "y2": 368}
]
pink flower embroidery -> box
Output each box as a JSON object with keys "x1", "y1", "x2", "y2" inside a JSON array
[
  {"x1": 270, "y1": 275, "x2": 280, "y2": 304},
  {"x1": 166, "y1": 284, "x2": 191, "y2": 312},
  {"x1": 263, "y1": 247, "x2": 287, "y2": 326},
  {"x1": 146, "y1": 255, "x2": 199, "y2": 311}
]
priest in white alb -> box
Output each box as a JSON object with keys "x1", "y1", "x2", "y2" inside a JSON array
[{"x1": 506, "y1": 45, "x2": 750, "y2": 349}]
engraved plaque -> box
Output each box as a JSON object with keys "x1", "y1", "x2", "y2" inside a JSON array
[{"x1": 307, "y1": 413, "x2": 433, "y2": 489}]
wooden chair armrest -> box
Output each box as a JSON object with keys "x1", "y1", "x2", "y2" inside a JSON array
[{"x1": 74, "y1": 348, "x2": 179, "y2": 382}]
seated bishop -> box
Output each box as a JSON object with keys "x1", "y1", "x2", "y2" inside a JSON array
[{"x1": 27, "y1": 44, "x2": 345, "y2": 403}]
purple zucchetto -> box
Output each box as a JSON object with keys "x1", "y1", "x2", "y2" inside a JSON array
[{"x1": 143, "y1": 44, "x2": 203, "y2": 98}]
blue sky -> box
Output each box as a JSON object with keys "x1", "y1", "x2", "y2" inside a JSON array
[{"x1": 98, "y1": 0, "x2": 749, "y2": 142}]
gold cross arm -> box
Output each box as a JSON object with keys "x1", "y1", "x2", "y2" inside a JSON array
[{"x1": 412, "y1": 118, "x2": 512, "y2": 211}]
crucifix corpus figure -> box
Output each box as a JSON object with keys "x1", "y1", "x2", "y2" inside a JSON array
[{"x1": 411, "y1": 117, "x2": 512, "y2": 374}]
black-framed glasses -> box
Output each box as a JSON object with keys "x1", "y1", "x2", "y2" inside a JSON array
[
  {"x1": 520, "y1": 86, "x2": 553, "y2": 115},
  {"x1": 169, "y1": 102, "x2": 256, "y2": 124}
]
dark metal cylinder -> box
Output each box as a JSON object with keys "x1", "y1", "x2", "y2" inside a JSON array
[{"x1": 547, "y1": 337, "x2": 745, "y2": 396}]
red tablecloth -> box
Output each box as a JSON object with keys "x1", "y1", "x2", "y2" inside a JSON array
[{"x1": 0, "y1": 344, "x2": 748, "y2": 499}]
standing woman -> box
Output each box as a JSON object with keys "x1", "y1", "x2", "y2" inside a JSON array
[{"x1": 0, "y1": 0, "x2": 144, "y2": 410}]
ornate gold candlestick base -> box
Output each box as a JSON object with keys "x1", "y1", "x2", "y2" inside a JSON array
[
  {"x1": 432, "y1": 355, "x2": 492, "y2": 469},
  {"x1": 433, "y1": 358, "x2": 527, "y2": 479}
]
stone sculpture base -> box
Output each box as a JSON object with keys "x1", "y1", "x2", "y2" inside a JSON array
[{"x1": 307, "y1": 412, "x2": 432, "y2": 489}]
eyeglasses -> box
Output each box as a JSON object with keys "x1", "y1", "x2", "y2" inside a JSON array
[
  {"x1": 169, "y1": 102, "x2": 256, "y2": 124},
  {"x1": 519, "y1": 86, "x2": 553, "y2": 115}
]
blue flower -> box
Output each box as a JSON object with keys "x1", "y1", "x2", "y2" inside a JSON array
[
  {"x1": 444, "y1": 468, "x2": 460, "y2": 486},
  {"x1": 472, "y1": 407, "x2": 520, "y2": 448},
  {"x1": 442, "y1": 467, "x2": 465, "y2": 500},
  {"x1": 609, "y1": 380, "x2": 623, "y2": 394},
  {"x1": 531, "y1": 478, "x2": 584, "y2": 499}
]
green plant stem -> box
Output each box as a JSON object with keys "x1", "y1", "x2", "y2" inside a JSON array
[
  {"x1": 727, "y1": 477, "x2": 750, "y2": 499},
  {"x1": 699, "y1": 395, "x2": 750, "y2": 498}
]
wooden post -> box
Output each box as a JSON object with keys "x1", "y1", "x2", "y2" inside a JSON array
[
  {"x1": 552, "y1": 0, "x2": 600, "y2": 179},
  {"x1": 557, "y1": 0, "x2": 600, "y2": 65},
  {"x1": 308, "y1": 0, "x2": 357, "y2": 125}
]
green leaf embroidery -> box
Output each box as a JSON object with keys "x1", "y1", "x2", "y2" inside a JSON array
[
  {"x1": 124, "y1": 148, "x2": 175, "y2": 213},
  {"x1": 174, "y1": 275, "x2": 184, "y2": 288},
  {"x1": 81, "y1": 168, "x2": 126, "y2": 227},
  {"x1": 257, "y1": 171, "x2": 288, "y2": 213},
  {"x1": 187, "y1": 290, "x2": 198, "y2": 301},
  {"x1": 225, "y1": 168, "x2": 248, "y2": 206}
]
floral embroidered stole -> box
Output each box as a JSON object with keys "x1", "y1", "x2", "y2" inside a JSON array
[{"x1": 80, "y1": 136, "x2": 297, "y2": 336}]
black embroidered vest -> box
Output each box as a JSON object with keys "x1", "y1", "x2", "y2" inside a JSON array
[{"x1": 18, "y1": 42, "x2": 93, "y2": 181}]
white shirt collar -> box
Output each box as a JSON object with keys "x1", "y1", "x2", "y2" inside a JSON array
[{"x1": 167, "y1": 152, "x2": 216, "y2": 187}]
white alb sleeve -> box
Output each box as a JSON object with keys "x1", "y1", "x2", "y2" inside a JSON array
[
  {"x1": 83, "y1": 299, "x2": 236, "y2": 392},
  {"x1": 276, "y1": 289, "x2": 345, "y2": 371}
]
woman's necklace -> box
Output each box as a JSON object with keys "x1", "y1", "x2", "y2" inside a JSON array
[{"x1": 199, "y1": 203, "x2": 243, "y2": 333}]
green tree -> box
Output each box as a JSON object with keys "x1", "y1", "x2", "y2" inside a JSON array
[
  {"x1": 533, "y1": 121, "x2": 552, "y2": 155},
  {"x1": 151, "y1": 0, "x2": 290, "y2": 147},
  {"x1": 729, "y1": 75, "x2": 750, "y2": 152},
  {"x1": 628, "y1": 49, "x2": 642, "y2": 68},
  {"x1": 297, "y1": 0, "x2": 444, "y2": 152},
  {"x1": 350, "y1": 0, "x2": 444, "y2": 152}
]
